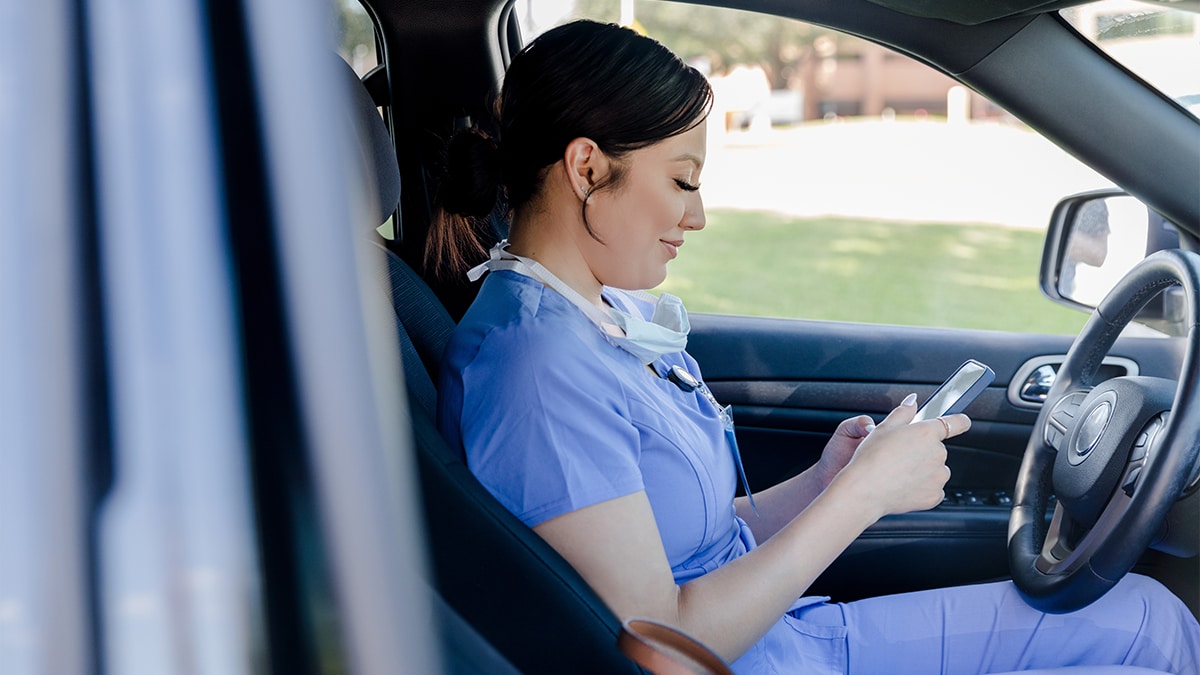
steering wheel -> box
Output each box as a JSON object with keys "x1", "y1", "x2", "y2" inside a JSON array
[{"x1": 1009, "y1": 249, "x2": 1200, "y2": 613}]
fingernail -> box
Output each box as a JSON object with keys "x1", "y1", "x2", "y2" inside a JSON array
[
  {"x1": 863, "y1": 423, "x2": 876, "y2": 434},
  {"x1": 901, "y1": 393, "x2": 918, "y2": 407}
]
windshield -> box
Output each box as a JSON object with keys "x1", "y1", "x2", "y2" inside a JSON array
[{"x1": 1061, "y1": 1, "x2": 1200, "y2": 120}]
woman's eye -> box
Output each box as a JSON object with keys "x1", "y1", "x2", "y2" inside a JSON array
[{"x1": 674, "y1": 178, "x2": 700, "y2": 192}]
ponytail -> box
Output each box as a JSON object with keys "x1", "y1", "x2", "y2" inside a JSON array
[{"x1": 425, "y1": 127, "x2": 501, "y2": 280}]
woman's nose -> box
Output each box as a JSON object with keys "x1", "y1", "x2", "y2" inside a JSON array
[{"x1": 682, "y1": 194, "x2": 706, "y2": 231}]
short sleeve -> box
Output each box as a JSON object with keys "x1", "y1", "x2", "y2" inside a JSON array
[{"x1": 455, "y1": 318, "x2": 645, "y2": 527}]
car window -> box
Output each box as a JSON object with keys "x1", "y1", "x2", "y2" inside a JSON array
[
  {"x1": 517, "y1": 0, "x2": 1120, "y2": 334},
  {"x1": 337, "y1": 0, "x2": 378, "y2": 76},
  {"x1": 1062, "y1": 1, "x2": 1200, "y2": 121}
]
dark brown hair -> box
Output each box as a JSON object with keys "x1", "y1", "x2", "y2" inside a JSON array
[{"x1": 425, "y1": 20, "x2": 713, "y2": 279}]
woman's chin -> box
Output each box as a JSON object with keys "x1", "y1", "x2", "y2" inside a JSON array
[{"x1": 601, "y1": 266, "x2": 669, "y2": 292}]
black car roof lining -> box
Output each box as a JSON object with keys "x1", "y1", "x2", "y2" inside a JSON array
[{"x1": 685, "y1": 0, "x2": 1037, "y2": 75}]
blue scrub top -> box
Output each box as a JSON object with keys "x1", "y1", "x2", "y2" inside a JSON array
[
  {"x1": 439, "y1": 271, "x2": 853, "y2": 672},
  {"x1": 438, "y1": 270, "x2": 757, "y2": 583}
]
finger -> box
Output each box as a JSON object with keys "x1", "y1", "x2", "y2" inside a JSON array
[
  {"x1": 879, "y1": 393, "x2": 919, "y2": 426},
  {"x1": 936, "y1": 416, "x2": 952, "y2": 440},
  {"x1": 940, "y1": 413, "x2": 971, "y2": 439},
  {"x1": 839, "y1": 415, "x2": 876, "y2": 439}
]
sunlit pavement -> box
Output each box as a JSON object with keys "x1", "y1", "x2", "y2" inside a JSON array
[{"x1": 701, "y1": 119, "x2": 1113, "y2": 229}]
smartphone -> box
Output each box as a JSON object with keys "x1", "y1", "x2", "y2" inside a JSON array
[{"x1": 912, "y1": 359, "x2": 995, "y2": 422}]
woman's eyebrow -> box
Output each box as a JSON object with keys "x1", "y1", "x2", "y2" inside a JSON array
[{"x1": 671, "y1": 153, "x2": 703, "y2": 168}]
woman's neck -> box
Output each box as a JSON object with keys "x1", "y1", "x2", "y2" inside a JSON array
[{"x1": 508, "y1": 210, "x2": 606, "y2": 311}]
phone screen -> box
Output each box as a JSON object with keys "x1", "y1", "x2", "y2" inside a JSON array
[{"x1": 912, "y1": 360, "x2": 995, "y2": 422}]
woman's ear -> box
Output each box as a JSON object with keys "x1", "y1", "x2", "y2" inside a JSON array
[{"x1": 562, "y1": 137, "x2": 611, "y2": 201}]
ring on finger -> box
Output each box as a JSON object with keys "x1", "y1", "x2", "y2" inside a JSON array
[{"x1": 937, "y1": 417, "x2": 952, "y2": 438}]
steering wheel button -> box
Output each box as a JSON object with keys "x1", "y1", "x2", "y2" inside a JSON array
[
  {"x1": 1044, "y1": 426, "x2": 1062, "y2": 449},
  {"x1": 1122, "y1": 466, "x2": 1142, "y2": 496},
  {"x1": 1147, "y1": 418, "x2": 1164, "y2": 442}
]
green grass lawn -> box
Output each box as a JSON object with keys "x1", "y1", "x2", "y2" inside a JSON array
[{"x1": 659, "y1": 209, "x2": 1089, "y2": 334}]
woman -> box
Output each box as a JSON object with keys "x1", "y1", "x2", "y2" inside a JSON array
[{"x1": 431, "y1": 20, "x2": 1199, "y2": 674}]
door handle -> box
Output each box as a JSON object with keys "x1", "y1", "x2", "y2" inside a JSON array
[
  {"x1": 1019, "y1": 364, "x2": 1057, "y2": 403},
  {"x1": 1007, "y1": 356, "x2": 1139, "y2": 409}
]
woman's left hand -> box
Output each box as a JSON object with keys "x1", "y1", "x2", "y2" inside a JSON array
[{"x1": 813, "y1": 415, "x2": 876, "y2": 490}]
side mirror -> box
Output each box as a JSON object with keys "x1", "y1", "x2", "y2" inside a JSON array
[{"x1": 1040, "y1": 189, "x2": 1185, "y2": 335}]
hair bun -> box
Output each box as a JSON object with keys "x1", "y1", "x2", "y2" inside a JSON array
[{"x1": 440, "y1": 127, "x2": 501, "y2": 218}]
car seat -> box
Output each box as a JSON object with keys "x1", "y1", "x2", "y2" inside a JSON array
[{"x1": 339, "y1": 58, "x2": 645, "y2": 674}]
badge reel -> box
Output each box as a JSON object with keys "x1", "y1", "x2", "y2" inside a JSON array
[{"x1": 667, "y1": 365, "x2": 733, "y2": 430}]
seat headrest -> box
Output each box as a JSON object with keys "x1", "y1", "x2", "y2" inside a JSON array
[{"x1": 338, "y1": 58, "x2": 401, "y2": 232}]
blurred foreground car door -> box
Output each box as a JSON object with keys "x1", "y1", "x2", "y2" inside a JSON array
[{"x1": 1, "y1": 1, "x2": 439, "y2": 673}]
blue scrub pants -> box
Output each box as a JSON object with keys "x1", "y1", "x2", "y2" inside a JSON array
[{"x1": 792, "y1": 574, "x2": 1199, "y2": 674}]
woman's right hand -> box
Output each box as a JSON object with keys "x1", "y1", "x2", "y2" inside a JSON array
[{"x1": 831, "y1": 393, "x2": 971, "y2": 521}]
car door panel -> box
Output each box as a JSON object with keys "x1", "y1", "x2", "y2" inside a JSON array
[{"x1": 687, "y1": 313, "x2": 1186, "y2": 600}]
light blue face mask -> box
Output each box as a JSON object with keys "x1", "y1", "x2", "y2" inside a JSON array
[
  {"x1": 468, "y1": 241, "x2": 690, "y2": 364},
  {"x1": 607, "y1": 292, "x2": 690, "y2": 365}
]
